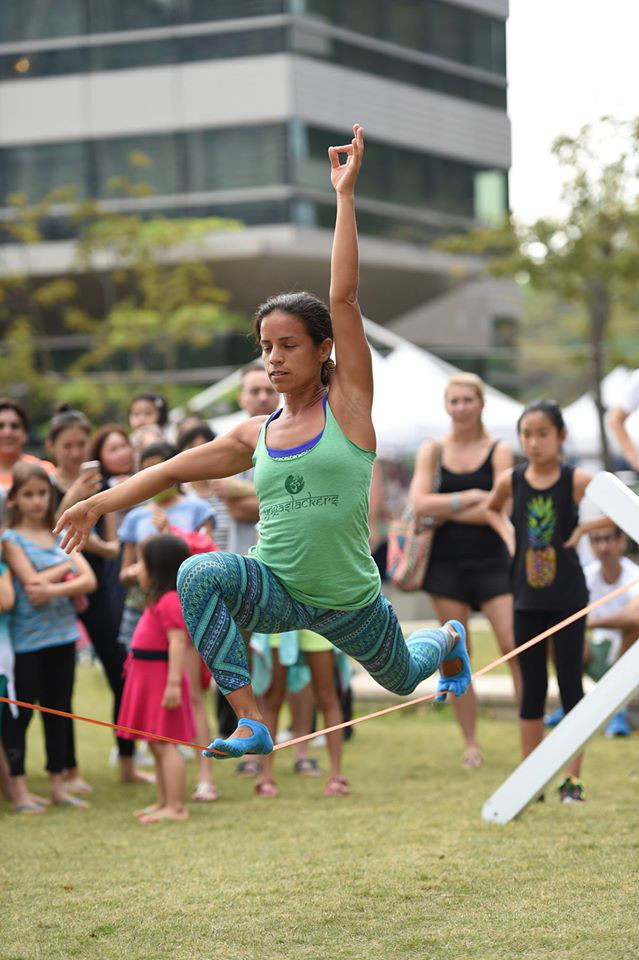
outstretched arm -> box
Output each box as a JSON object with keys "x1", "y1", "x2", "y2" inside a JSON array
[
  {"x1": 328, "y1": 125, "x2": 375, "y2": 450},
  {"x1": 55, "y1": 419, "x2": 261, "y2": 553}
]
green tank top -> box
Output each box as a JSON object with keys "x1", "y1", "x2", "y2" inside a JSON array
[{"x1": 249, "y1": 398, "x2": 381, "y2": 610}]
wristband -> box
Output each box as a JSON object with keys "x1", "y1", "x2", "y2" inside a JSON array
[{"x1": 451, "y1": 492, "x2": 461, "y2": 513}]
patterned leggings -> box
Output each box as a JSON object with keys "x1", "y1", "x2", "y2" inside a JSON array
[{"x1": 177, "y1": 552, "x2": 453, "y2": 697}]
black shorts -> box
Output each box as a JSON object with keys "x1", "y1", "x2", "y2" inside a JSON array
[{"x1": 423, "y1": 557, "x2": 511, "y2": 610}]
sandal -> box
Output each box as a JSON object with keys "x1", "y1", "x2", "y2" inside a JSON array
[
  {"x1": 235, "y1": 758, "x2": 262, "y2": 778},
  {"x1": 13, "y1": 800, "x2": 46, "y2": 814},
  {"x1": 255, "y1": 778, "x2": 279, "y2": 798},
  {"x1": 324, "y1": 775, "x2": 350, "y2": 797},
  {"x1": 191, "y1": 781, "x2": 219, "y2": 802},
  {"x1": 293, "y1": 757, "x2": 322, "y2": 777}
]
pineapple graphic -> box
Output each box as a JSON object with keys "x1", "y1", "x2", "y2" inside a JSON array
[{"x1": 525, "y1": 495, "x2": 557, "y2": 588}]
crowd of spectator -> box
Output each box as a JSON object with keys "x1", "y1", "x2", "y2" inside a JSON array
[{"x1": 1, "y1": 365, "x2": 638, "y2": 819}]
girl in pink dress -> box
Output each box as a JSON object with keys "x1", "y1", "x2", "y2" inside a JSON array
[{"x1": 118, "y1": 534, "x2": 195, "y2": 824}]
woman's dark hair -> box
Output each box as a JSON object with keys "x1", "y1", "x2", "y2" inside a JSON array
[
  {"x1": 129, "y1": 392, "x2": 168, "y2": 427},
  {"x1": 139, "y1": 440, "x2": 176, "y2": 466},
  {"x1": 89, "y1": 424, "x2": 131, "y2": 477},
  {"x1": 517, "y1": 400, "x2": 565, "y2": 434},
  {"x1": 253, "y1": 291, "x2": 335, "y2": 386},
  {"x1": 48, "y1": 404, "x2": 91, "y2": 443},
  {"x1": 141, "y1": 534, "x2": 190, "y2": 605},
  {"x1": 177, "y1": 424, "x2": 216, "y2": 452},
  {"x1": 0, "y1": 397, "x2": 29, "y2": 433},
  {"x1": 6, "y1": 462, "x2": 56, "y2": 529}
]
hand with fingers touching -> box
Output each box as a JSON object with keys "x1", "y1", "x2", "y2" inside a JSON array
[
  {"x1": 54, "y1": 499, "x2": 103, "y2": 554},
  {"x1": 328, "y1": 123, "x2": 364, "y2": 195}
]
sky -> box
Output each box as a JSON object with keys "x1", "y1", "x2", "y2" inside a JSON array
[{"x1": 506, "y1": 0, "x2": 639, "y2": 223}]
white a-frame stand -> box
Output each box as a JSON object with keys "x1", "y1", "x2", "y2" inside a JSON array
[{"x1": 482, "y1": 472, "x2": 639, "y2": 824}]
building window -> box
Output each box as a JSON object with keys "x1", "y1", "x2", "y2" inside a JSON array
[
  {"x1": 187, "y1": 125, "x2": 287, "y2": 192},
  {"x1": 94, "y1": 134, "x2": 184, "y2": 198},
  {"x1": 86, "y1": 0, "x2": 185, "y2": 34},
  {"x1": 187, "y1": 0, "x2": 286, "y2": 21},
  {"x1": 0, "y1": 0, "x2": 86, "y2": 43},
  {"x1": 291, "y1": 124, "x2": 507, "y2": 222},
  {"x1": 297, "y1": 0, "x2": 506, "y2": 76},
  {"x1": 1, "y1": 141, "x2": 88, "y2": 204},
  {"x1": 288, "y1": 26, "x2": 506, "y2": 109}
]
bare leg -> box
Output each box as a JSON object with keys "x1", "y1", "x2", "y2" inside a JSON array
[
  {"x1": 184, "y1": 645, "x2": 217, "y2": 800},
  {"x1": 288, "y1": 684, "x2": 315, "y2": 762},
  {"x1": 134, "y1": 740, "x2": 166, "y2": 817},
  {"x1": 520, "y1": 717, "x2": 543, "y2": 759},
  {"x1": 305, "y1": 651, "x2": 343, "y2": 782},
  {"x1": 481, "y1": 593, "x2": 522, "y2": 705},
  {"x1": 431, "y1": 596, "x2": 479, "y2": 766},
  {"x1": 138, "y1": 742, "x2": 188, "y2": 823},
  {"x1": 257, "y1": 651, "x2": 288, "y2": 790},
  {"x1": 0, "y1": 744, "x2": 12, "y2": 802},
  {"x1": 119, "y1": 754, "x2": 156, "y2": 785}
]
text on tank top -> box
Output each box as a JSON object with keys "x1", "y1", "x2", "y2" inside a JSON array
[
  {"x1": 430, "y1": 441, "x2": 507, "y2": 562},
  {"x1": 511, "y1": 462, "x2": 588, "y2": 611},
  {"x1": 249, "y1": 397, "x2": 381, "y2": 611}
]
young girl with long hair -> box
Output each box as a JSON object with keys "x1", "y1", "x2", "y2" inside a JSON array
[
  {"x1": 487, "y1": 400, "x2": 609, "y2": 803},
  {"x1": 1, "y1": 463, "x2": 96, "y2": 812},
  {"x1": 56, "y1": 124, "x2": 471, "y2": 766},
  {"x1": 118, "y1": 534, "x2": 195, "y2": 824},
  {"x1": 47, "y1": 406, "x2": 151, "y2": 787},
  {"x1": 117, "y1": 440, "x2": 217, "y2": 801}
]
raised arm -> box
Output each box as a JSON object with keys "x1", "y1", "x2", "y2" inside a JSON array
[
  {"x1": 55, "y1": 420, "x2": 261, "y2": 553},
  {"x1": 328, "y1": 125, "x2": 375, "y2": 450}
]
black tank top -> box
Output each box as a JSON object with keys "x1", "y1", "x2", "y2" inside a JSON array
[
  {"x1": 430, "y1": 442, "x2": 507, "y2": 562},
  {"x1": 511, "y1": 463, "x2": 588, "y2": 612}
]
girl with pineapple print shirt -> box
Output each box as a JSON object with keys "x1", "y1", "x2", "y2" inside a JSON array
[{"x1": 487, "y1": 401, "x2": 609, "y2": 804}]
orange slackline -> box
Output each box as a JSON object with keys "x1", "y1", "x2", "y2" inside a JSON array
[{"x1": 2, "y1": 575, "x2": 638, "y2": 755}]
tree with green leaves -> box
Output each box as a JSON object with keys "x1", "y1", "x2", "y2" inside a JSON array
[
  {"x1": 442, "y1": 117, "x2": 639, "y2": 467},
  {"x1": 0, "y1": 168, "x2": 248, "y2": 428}
]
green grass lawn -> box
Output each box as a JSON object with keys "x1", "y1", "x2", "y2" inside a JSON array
[{"x1": 2, "y1": 663, "x2": 639, "y2": 960}]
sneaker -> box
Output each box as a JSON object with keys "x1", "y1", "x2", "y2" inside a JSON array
[
  {"x1": 558, "y1": 776, "x2": 585, "y2": 804},
  {"x1": 605, "y1": 709, "x2": 631, "y2": 738},
  {"x1": 544, "y1": 705, "x2": 564, "y2": 728}
]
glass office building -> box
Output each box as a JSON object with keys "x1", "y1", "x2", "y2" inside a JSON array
[{"x1": 0, "y1": 0, "x2": 513, "y2": 378}]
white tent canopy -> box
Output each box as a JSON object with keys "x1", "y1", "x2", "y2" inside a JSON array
[
  {"x1": 563, "y1": 366, "x2": 639, "y2": 461},
  {"x1": 371, "y1": 341, "x2": 523, "y2": 458}
]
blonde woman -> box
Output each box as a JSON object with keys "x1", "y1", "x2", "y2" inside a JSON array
[{"x1": 410, "y1": 373, "x2": 520, "y2": 767}]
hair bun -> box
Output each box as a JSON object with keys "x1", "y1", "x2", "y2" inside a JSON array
[{"x1": 53, "y1": 402, "x2": 73, "y2": 415}]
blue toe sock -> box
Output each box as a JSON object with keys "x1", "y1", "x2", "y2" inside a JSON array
[
  {"x1": 203, "y1": 718, "x2": 273, "y2": 760},
  {"x1": 436, "y1": 620, "x2": 471, "y2": 701}
]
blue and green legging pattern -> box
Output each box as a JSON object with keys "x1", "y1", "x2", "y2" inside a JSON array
[{"x1": 177, "y1": 552, "x2": 453, "y2": 696}]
